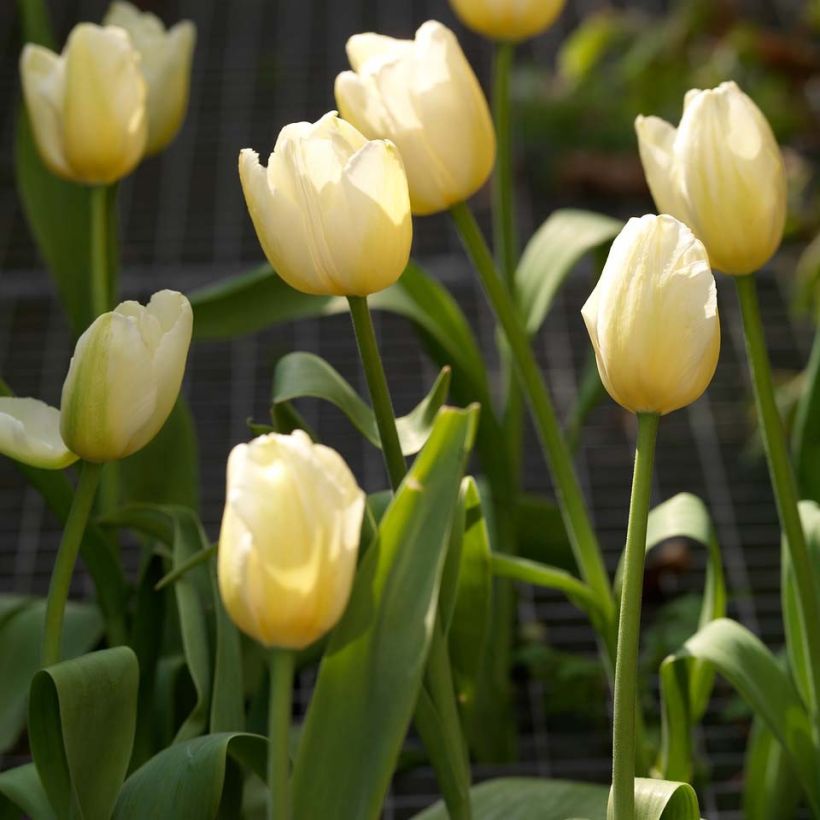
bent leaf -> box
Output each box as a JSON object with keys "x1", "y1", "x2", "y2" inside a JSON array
[{"x1": 0, "y1": 763, "x2": 54, "y2": 820}]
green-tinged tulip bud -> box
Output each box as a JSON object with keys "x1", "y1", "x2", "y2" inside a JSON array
[
  {"x1": 582, "y1": 214, "x2": 720, "y2": 416},
  {"x1": 335, "y1": 21, "x2": 496, "y2": 216},
  {"x1": 449, "y1": 0, "x2": 565, "y2": 41},
  {"x1": 239, "y1": 111, "x2": 412, "y2": 296},
  {"x1": 635, "y1": 81, "x2": 786, "y2": 276},
  {"x1": 60, "y1": 290, "x2": 192, "y2": 462},
  {"x1": 104, "y1": 1, "x2": 196, "y2": 155},
  {"x1": 0, "y1": 398, "x2": 77, "y2": 469},
  {"x1": 20, "y1": 23, "x2": 147, "y2": 185},
  {"x1": 217, "y1": 430, "x2": 365, "y2": 650}
]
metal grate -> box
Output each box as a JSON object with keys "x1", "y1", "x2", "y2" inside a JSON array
[{"x1": 0, "y1": 1, "x2": 813, "y2": 817}]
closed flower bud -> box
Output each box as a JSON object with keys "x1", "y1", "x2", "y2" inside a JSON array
[
  {"x1": 335, "y1": 21, "x2": 496, "y2": 216},
  {"x1": 582, "y1": 214, "x2": 720, "y2": 416},
  {"x1": 104, "y1": 2, "x2": 196, "y2": 155},
  {"x1": 60, "y1": 290, "x2": 192, "y2": 462},
  {"x1": 239, "y1": 112, "x2": 412, "y2": 296},
  {"x1": 20, "y1": 23, "x2": 147, "y2": 185},
  {"x1": 635, "y1": 82, "x2": 786, "y2": 276},
  {"x1": 217, "y1": 430, "x2": 365, "y2": 650},
  {"x1": 449, "y1": 0, "x2": 565, "y2": 41},
  {"x1": 0, "y1": 398, "x2": 77, "y2": 470}
]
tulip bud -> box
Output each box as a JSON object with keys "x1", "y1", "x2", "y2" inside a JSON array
[
  {"x1": 335, "y1": 21, "x2": 496, "y2": 216},
  {"x1": 582, "y1": 214, "x2": 720, "y2": 416},
  {"x1": 239, "y1": 112, "x2": 412, "y2": 296},
  {"x1": 60, "y1": 290, "x2": 192, "y2": 462},
  {"x1": 217, "y1": 430, "x2": 365, "y2": 650},
  {"x1": 20, "y1": 23, "x2": 147, "y2": 185},
  {"x1": 449, "y1": 0, "x2": 565, "y2": 41},
  {"x1": 635, "y1": 82, "x2": 786, "y2": 276},
  {"x1": 0, "y1": 398, "x2": 77, "y2": 470},
  {"x1": 104, "y1": 1, "x2": 196, "y2": 155}
]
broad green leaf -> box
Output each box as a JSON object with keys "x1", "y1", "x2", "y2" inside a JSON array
[
  {"x1": 514, "y1": 493, "x2": 574, "y2": 571},
  {"x1": 272, "y1": 351, "x2": 451, "y2": 456},
  {"x1": 0, "y1": 763, "x2": 55, "y2": 820},
  {"x1": 743, "y1": 715, "x2": 801, "y2": 820},
  {"x1": 681, "y1": 618, "x2": 820, "y2": 813},
  {"x1": 515, "y1": 209, "x2": 622, "y2": 335},
  {"x1": 113, "y1": 733, "x2": 267, "y2": 820},
  {"x1": 0, "y1": 599, "x2": 102, "y2": 754},
  {"x1": 292, "y1": 405, "x2": 478, "y2": 820},
  {"x1": 781, "y1": 500, "x2": 820, "y2": 714},
  {"x1": 792, "y1": 331, "x2": 820, "y2": 502},
  {"x1": 29, "y1": 647, "x2": 138, "y2": 820}
]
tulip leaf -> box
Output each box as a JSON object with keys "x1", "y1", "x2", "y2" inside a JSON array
[
  {"x1": 0, "y1": 763, "x2": 55, "y2": 820},
  {"x1": 743, "y1": 714, "x2": 801, "y2": 820},
  {"x1": 29, "y1": 647, "x2": 139, "y2": 820},
  {"x1": 112, "y1": 732, "x2": 267, "y2": 820},
  {"x1": 415, "y1": 776, "x2": 702, "y2": 819},
  {"x1": 0, "y1": 598, "x2": 102, "y2": 754},
  {"x1": 514, "y1": 493, "x2": 574, "y2": 570},
  {"x1": 515, "y1": 209, "x2": 622, "y2": 335},
  {"x1": 271, "y1": 351, "x2": 451, "y2": 456},
  {"x1": 792, "y1": 331, "x2": 820, "y2": 503},
  {"x1": 292, "y1": 405, "x2": 479, "y2": 820}
]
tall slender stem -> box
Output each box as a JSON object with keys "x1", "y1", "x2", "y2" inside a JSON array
[
  {"x1": 610, "y1": 412, "x2": 659, "y2": 820},
  {"x1": 449, "y1": 202, "x2": 616, "y2": 637},
  {"x1": 41, "y1": 460, "x2": 103, "y2": 666},
  {"x1": 735, "y1": 274, "x2": 820, "y2": 724},
  {"x1": 267, "y1": 648, "x2": 294, "y2": 820},
  {"x1": 90, "y1": 185, "x2": 110, "y2": 318},
  {"x1": 347, "y1": 295, "x2": 407, "y2": 490}
]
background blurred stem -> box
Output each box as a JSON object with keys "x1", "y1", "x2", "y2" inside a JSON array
[
  {"x1": 41, "y1": 460, "x2": 103, "y2": 666},
  {"x1": 492, "y1": 41, "x2": 517, "y2": 286},
  {"x1": 610, "y1": 412, "x2": 659, "y2": 820},
  {"x1": 735, "y1": 273, "x2": 820, "y2": 731},
  {"x1": 267, "y1": 648, "x2": 294, "y2": 820},
  {"x1": 90, "y1": 185, "x2": 111, "y2": 318}
]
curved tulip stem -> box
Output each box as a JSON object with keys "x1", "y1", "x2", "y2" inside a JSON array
[
  {"x1": 41, "y1": 460, "x2": 103, "y2": 667},
  {"x1": 735, "y1": 273, "x2": 820, "y2": 726},
  {"x1": 449, "y1": 201, "x2": 616, "y2": 641},
  {"x1": 90, "y1": 185, "x2": 111, "y2": 318},
  {"x1": 610, "y1": 412, "x2": 659, "y2": 820},
  {"x1": 268, "y1": 648, "x2": 294, "y2": 820},
  {"x1": 347, "y1": 295, "x2": 407, "y2": 490}
]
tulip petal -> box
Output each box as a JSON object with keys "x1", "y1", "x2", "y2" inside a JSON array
[
  {"x1": 346, "y1": 32, "x2": 410, "y2": 72},
  {"x1": 0, "y1": 398, "x2": 77, "y2": 470}
]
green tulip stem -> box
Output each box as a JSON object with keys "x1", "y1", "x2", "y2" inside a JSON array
[
  {"x1": 347, "y1": 295, "x2": 407, "y2": 490},
  {"x1": 90, "y1": 185, "x2": 110, "y2": 318},
  {"x1": 41, "y1": 460, "x2": 103, "y2": 667},
  {"x1": 449, "y1": 201, "x2": 616, "y2": 639},
  {"x1": 610, "y1": 412, "x2": 659, "y2": 820},
  {"x1": 267, "y1": 648, "x2": 294, "y2": 820},
  {"x1": 735, "y1": 273, "x2": 820, "y2": 725}
]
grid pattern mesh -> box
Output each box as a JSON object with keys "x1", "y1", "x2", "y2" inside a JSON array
[{"x1": 0, "y1": 0, "x2": 812, "y2": 817}]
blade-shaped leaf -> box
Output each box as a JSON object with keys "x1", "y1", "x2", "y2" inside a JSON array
[
  {"x1": 292, "y1": 405, "x2": 478, "y2": 820},
  {"x1": 743, "y1": 714, "x2": 801, "y2": 820},
  {"x1": 271, "y1": 351, "x2": 451, "y2": 456},
  {"x1": 29, "y1": 647, "x2": 138, "y2": 820},
  {"x1": 0, "y1": 763, "x2": 55, "y2": 820},
  {"x1": 515, "y1": 209, "x2": 622, "y2": 335},
  {"x1": 113, "y1": 733, "x2": 267, "y2": 820},
  {"x1": 792, "y1": 330, "x2": 820, "y2": 502}
]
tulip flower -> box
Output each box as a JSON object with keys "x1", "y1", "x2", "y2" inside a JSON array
[
  {"x1": 60, "y1": 290, "x2": 192, "y2": 462},
  {"x1": 239, "y1": 112, "x2": 412, "y2": 296},
  {"x1": 335, "y1": 21, "x2": 496, "y2": 216},
  {"x1": 20, "y1": 23, "x2": 147, "y2": 185},
  {"x1": 104, "y1": 1, "x2": 196, "y2": 155},
  {"x1": 635, "y1": 81, "x2": 786, "y2": 276},
  {"x1": 0, "y1": 398, "x2": 77, "y2": 470},
  {"x1": 582, "y1": 214, "x2": 720, "y2": 416},
  {"x1": 217, "y1": 430, "x2": 365, "y2": 650},
  {"x1": 449, "y1": 0, "x2": 565, "y2": 41}
]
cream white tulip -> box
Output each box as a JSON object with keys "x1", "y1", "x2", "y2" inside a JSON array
[
  {"x1": 449, "y1": 0, "x2": 565, "y2": 41},
  {"x1": 60, "y1": 290, "x2": 192, "y2": 462},
  {"x1": 635, "y1": 81, "x2": 786, "y2": 276},
  {"x1": 20, "y1": 23, "x2": 147, "y2": 185},
  {"x1": 0, "y1": 398, "x2": 77, "y2": 470},
  {"x1": 104, "y1": 1, "x2": 196, "y2": 155},
  {"x1": 335, "y1": 20, "x2": 496, "y2": 216},
  {"x1": 217, "y1": 430, "x2": 365, "y2": 650},
  {"x1": 239, "y1": 112, "x2": 412, "y2": 296},
  {"x1": 582, "y1": 214, "x2": 720, "y2": 416}
]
